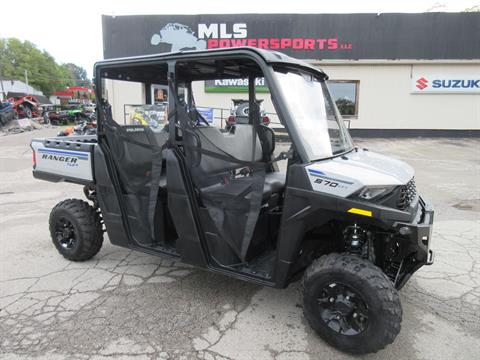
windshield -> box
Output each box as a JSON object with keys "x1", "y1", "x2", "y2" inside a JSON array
[{"x1": 273, "y1": 67, "x2": 354, "y2": 161}]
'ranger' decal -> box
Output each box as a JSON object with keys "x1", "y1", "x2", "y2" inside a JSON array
[
  {"x1": 37, "y1": 148, "x2": 89, "y2": 167},
  {"x1": 41, "y1": 154, "x2": 78, "y2": 164}
]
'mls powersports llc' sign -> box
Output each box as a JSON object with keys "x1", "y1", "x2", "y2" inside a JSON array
[
  {"x1": 412, "y1": 71, "x2": 480, "y2": 94},
  {"x1": 102, "y1": 13, "x2": 480, "y2": 60}
]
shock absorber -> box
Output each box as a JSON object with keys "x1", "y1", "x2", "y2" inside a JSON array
[{"x1": 343, "y1": 223, "x2": 367, "y2": 254}]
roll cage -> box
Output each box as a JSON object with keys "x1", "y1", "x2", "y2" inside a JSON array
[{"x1": 94, "y1": 47, "x2": 327, "y2": 164}]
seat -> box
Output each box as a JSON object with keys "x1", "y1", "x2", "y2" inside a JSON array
[
  {"x1": 263, "y1": 171, "x2": 286, "y2": 200},
  {"x1": 187, "y1": 123, "x2": 285, "y2": 201}
]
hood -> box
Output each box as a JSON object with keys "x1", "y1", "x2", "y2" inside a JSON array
[
  {"x1": 332, "y1": 149, "x2": 414, "y2": 185},
  {"x1": 306, "y1": 149, "x2": 414, "y2": 198}
]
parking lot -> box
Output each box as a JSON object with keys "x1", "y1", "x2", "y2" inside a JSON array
[{"x1": 0, "y1": 128, "x2": 479, "y2": 360}]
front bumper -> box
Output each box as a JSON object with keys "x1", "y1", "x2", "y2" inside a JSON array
[
  {"x1": 396, "y1": 196, "x2": 434, "y2": 263},
  {"x1": 392, "y1": 196, "x2": 435, "y2": 288}
]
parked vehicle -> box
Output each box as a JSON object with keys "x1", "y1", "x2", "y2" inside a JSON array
[
  {"x1": 82, "y1": 103, "x2": 96, "y2": 113},
  {"x1": 57, "y1": 119, "x2": 97, "y2": 136},
  {"x1": 9, "y1": 95, "x2": 42, "y2": 118},
  {"x1": 0, "y1": 101, "x2": 17, "y2": 125},
  {"x1": 31, "y1": 48, "x2": 434, "y2": 355},
  {"x1": 129, "y1": 103, "x2": 168, "y2": 129},
  {"x1": 67, "y1": 108, "x2": 90, "y2": 122},
  {"x1": 226, "y1": 98, "x2": 269, "y2": 129}
]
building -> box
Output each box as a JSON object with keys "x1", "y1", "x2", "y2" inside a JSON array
[
  {"x1": 51, "y1": 87, "x2": 94, "y2": 105},
  {"x1": 101, "y1": 13, "x2": 480, "y2": 136},
  {"x1": 0, "y1": 79, "x2": 43, "y2": 101}
]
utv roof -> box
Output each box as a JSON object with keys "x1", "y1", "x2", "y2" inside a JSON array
[{"x1": 94, "y1": 47, "x2": 326, "y2": 78}]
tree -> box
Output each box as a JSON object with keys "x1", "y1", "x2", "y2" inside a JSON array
[
  {"x1": 335, "y1": 98, "x2": 355, "y2": 116},
  {"x1": 62, "y1": 63, "x2": 92, "y2": 88},
  {"x1": 0, "y1": 38, "x2": 90, "y2": 96}
]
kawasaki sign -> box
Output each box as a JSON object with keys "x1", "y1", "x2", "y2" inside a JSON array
[
  {"x1": 205, "y1": 78, "x2": 269, "y2": 93},
  {"x1": 412, "y1": 72, "x2": 480, "y2": 94},
  {"x1": 102, "y1": 13, "x2": 480, "y2": 60}
]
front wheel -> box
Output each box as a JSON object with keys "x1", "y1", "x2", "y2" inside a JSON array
[
  {"x1": 49, "y1": 199, "x2": 103, "y2": 261},
  {"x1": 23, "y1": 106, "x2": 32, "y2": 118},
  {"x1": 302, "y1": 253, "x2": 402, "y2": 354}
]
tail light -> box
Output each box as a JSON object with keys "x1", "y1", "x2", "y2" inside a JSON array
[
  {"x1": 32, "y1": 149, "x2": 37, "y2": 168},
  {"x1": 227, "y1": 115, "x2": 236, "y2": 125},
  {"x1": 262, "y1": 116, "x2": 270, "y2": 125}
]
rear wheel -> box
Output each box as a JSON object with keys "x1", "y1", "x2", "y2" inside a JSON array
[
  {"x1": 49, "y1": 199, "x2": 103, "y2": 261},
  {"x1": 302, "y1": 253, "x2": 402, "y2": 354}
]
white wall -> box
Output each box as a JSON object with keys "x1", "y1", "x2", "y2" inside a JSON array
[
  {"x1": 105, "y1": 79, "x2": 145, "y2": 124},
  {"x1": 319, "y1": 63, "x2": 480, "y2": 130},
  {"x1": 193, "y1": 62, "x2": 480, "y2": 130},
  {"x1": 106, "y1": 62, "x2": 480, "y2": 130},
  {"x1": 0, "y1": 80, "x2": 43, "y2": 100}
]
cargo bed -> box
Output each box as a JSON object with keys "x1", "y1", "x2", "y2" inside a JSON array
[{"x1": 31, "y1": 135, "x2": 97, "y2": 185}]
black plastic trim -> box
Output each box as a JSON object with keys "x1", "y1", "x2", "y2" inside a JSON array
[{"x1": 32, "y1": 170, "x2": 93, "y2": 185}]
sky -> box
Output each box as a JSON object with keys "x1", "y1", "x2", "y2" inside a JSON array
[{"x1": 0, "y1": 0, "x2": 478, "y2": 78}]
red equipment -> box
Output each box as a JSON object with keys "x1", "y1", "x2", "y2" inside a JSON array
[{"x1": 8, "y1": 95, "x2": 42, "y2": 118}]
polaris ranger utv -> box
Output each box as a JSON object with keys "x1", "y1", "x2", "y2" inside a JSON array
[{"x1": 31, "y1": 47, "x2": 434, "y2": 354}]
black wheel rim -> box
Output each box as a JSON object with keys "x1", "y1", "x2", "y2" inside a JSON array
[
  {"x1": 317, "y1": 282, "x2": 369, "y2": 336},
  {"x1": 54, "y1": 217, "x2": 77, "y2": 250}
]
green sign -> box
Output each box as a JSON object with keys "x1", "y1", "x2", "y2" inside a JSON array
[{"x1": 205, "y1": 78, "x2": 269, "y2": 93}]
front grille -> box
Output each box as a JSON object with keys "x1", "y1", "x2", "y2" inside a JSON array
[{"x1": 397, "y1": 177, "x2": 416, "y2": 210}]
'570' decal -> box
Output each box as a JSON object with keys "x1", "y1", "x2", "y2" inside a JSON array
[
  {"x1": 314, "y1": 178, "x2": 339, "y2": 187},
  {"x1": 308, "y1": 168, "x2": 352, "y2": 191}
]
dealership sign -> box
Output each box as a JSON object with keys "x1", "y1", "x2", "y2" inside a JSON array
[
  {"x1": 205, "y1": 78, "x2": 269, "y2": 93},
  {"x1": 102, "y1": 13, "x2": 480, "y2": 60},
  {"x1": 412, "y1": 72, "x2": 480, "y2": 94}
]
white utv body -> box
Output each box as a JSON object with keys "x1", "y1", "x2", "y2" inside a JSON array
[{"x1": 32, "y1": 47, "x2": 434, "y2": 354}]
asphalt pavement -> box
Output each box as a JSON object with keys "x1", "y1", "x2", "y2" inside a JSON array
[{"x1": 0, "y1": 128, "x2": 479, "y2": 360}]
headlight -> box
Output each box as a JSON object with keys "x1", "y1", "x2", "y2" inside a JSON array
[{"x1": 357, "y1": 186, "x2": 395, "y2": 200}]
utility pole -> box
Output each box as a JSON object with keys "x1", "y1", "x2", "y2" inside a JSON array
[
  {"x1": 0, "y1": 70, "x2": 5, "y2": 101},
  {"x1": 25, "y1": 69, "x2": 29, "y2": 95}
]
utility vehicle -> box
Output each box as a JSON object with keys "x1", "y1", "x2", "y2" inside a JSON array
[
  {"x1": 227, "y1": 98, "x2": 269, "y2": 129},
  {"x1": 31, "y1": 47, "x2": 434, "y2": 354},
  {"x1": 129, "y1": 103, "x2": 168, "y2": 128}
]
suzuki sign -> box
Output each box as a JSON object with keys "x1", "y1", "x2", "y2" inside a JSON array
[{"x1": 411, "y1": 72, "x2": 480, "y2": 94}]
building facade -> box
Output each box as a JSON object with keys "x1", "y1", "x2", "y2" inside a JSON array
[
  {"x1": 101, "y1": 13, "x2": 480, "y2": 135},
  {"x1": 0, "y1": 79, "x2": 43, "y2": 101}
]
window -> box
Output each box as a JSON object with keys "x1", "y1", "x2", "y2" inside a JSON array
[
  {"x1": 274, "y1": 68, "x2": 353, "y2": 160},
  {"x1": 99, "y1": 63, "x2": 169, "y2": 129},
  {"x1": 152, "y1": 85, "x2": 168, "y2": 103},
  {"x1": 328, "y1": 80, "x2": 359, "y2": 118},
  {"x1": 191, "y1": 79, "x2": 277, "y2": 130}
]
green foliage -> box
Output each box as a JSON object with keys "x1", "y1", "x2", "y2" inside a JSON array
[
  {"x1": 335, "y1": 98, "x2": 356, "y2": 116},
  {"x1": 0, "y1": 38, "x2": 90, "y2": 96},
  {"x1": 62, "y1": 63, "x2": 92, "y2": 88}
]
